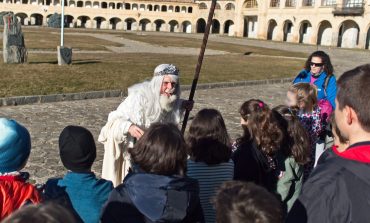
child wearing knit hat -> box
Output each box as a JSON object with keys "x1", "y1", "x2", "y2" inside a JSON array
[
  {"x1": 43, "y1": 125, "x2": 113, "y2": 223},
  {"x1": 0, "y1": 118, "x2": 42, "y2": 221}
]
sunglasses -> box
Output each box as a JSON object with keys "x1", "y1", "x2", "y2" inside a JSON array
[{"x1": 310, "y1": 62, "x2": 324, "y2": 67}]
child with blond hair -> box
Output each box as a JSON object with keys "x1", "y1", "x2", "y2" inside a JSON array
[{"x1": 286, "y1": 83, "x2": 323, "y2": 180}]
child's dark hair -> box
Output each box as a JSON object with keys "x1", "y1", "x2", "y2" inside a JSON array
[
  {"x1": 273, "y1": 105, "x2": 311, "y2": 165},
  {"x1": 239, "y1": 99, "x2": 283, "y2": 156},
  {"x1": 329, "y1": 114, "x2": 348, "y2": 144},
  {"x1": 214, "y1": 181, "x2": 283, "y2": 223},
  {"x1": 2, "y1": 202, "x2": 78, "y2": 223},
  {"x1": 187, "y1": 108, "x2": 231, "y2": 165},
  {"x1": 129, "y1": 123, "x2": 187, "y2": 176}
]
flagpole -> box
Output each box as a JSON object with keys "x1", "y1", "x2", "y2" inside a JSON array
[
  {"x1": 181, "y1": 0, "x2": 217, "y2": 134},
  {"x1": 61, "y1": 0, "x2": 65, "y2": 47}
]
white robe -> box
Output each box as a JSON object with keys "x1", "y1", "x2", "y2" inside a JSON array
[{"x1": 99, "y1": 81, "x2": 182, "y2": 187}]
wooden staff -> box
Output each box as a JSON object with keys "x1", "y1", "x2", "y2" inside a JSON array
[{"x1": 181, "y1": 0, "x2": 218, "y2": 134}]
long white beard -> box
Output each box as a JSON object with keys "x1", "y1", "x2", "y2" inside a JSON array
[{"x1": 160, "y1": 94, "x2": 178, "y2": 112}]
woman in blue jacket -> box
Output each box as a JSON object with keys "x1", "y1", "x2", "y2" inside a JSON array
[
  {"x1": 293, "y1": 51, "x2": 337, "y2": 167},
  {"x1": 293, "y1": 51, "x2": 337, "y2": 109}
]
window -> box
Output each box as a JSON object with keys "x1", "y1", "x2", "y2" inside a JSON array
[
  {"x1": 285, "y1": 0, "x2": 296, "y2": 7},
  {"x1": 245, "y1": 0, "x2": 258, "y2": 8},
  {"x1": 303, "y1": 0, "x2": 314, "y2": 6},
  {"x1": 199, "y1": 2, "x2": 207, "y2": 9},
  {"x1": 225, "y1": 3, "x2": 235, "y2": 10},
  {"x1": 270, "y1": 0, "x2": 280, "y2": 7},
  {"x1": 321, "y1": 0, "x2": 335, "y2": 6}
]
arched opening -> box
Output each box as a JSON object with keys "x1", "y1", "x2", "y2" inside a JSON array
[
  {"x1": 117, "y1": 3, "x2": 122, "y2": 9},
  {"x1": 366, "y1": 26, "x2": 370, "y2": 49},
  {"x1": 161, "y1": 5, "x2": 167, "y2": 11},
  {"x1": 181, "y1": 6, "x2": 186, "y2": 12},
  {"x1": 168, "y1": 5, "x2": 174, "y2": 12},
  {"x1": 101, "y1": 2, "x2": 107, "y2": 8},
  {"x1": 132, "y1": 3, "x2": 138, "y2": 10},
  {"x1": 94, "y1": 16, "x2": 106, "y2": 29},
  {"x1": 22, "y1": 0, "x2": 28, "y2": 4},
  {"x1": 93, "y1": 1, "x2": 99, "y2": 8},
  {"x1": 299, "y1": 20, "x2": 312, "y2": 44},
  {"x1": 46, "y1": 14, "x2": 53, "y2": 24},
  {"x1": 77, "y1": 16, "x2": 90, "y2": 28},
  {"x1": 30, "y1": 13, "x2": 43, "y2": 25},
  {"x1": 283, "y1": 20, "x2": 293, "y2": 42},
  {"x1": 109, "y1": 2, "x2": 115, "y2": 9},
  {"x1": 110, "y1": 17, "x2": 121, "y2": 29},
  {"x1": 199, "y1": 2, "x2": 207, "y2": 9},
  {"x1": 77, "y1": 0, "x2": 83, "y2": 7},
  {"x1": 154, "y1": 19, "x2": 165, "y2": 31},
  {"x1": 188, "y1": 7, "x2": 192, "y2": 13},
  {"x1": 196, "y1": 18, "x2": 206, "y2": 33},
  {"x1": 124, "y1": 3, "x2": 130, "y2": 9},
  {"x1": 243, "y1": 16, "x2": 258, "y2": 38},
  {"x1": 65, "y1": 15, "x2": 74, "y2": 27},
  {"x1": 147, "y1": 4, "x2": 153, "y2": 11},
  {"x1": 154, "y1": 5, "x2": 160, "y2": 11},
  {"x1": 169, "y1": 20, "x2": 179, "y2": 32},
  {"x1": 317, "y1": 20, "x2": 333, "y2": 46},
  {"x1": 125, "y1": 18, "x2": 137, "y2": 30},
  {"x1": 15, "y1": 13, "x2": 27, "y2": 25},
  {"x1": 212, "y1": 19, "x2": 220, "y2": 34},
  {"x1": 337, "y1": 20, "x2": 360, "y2": 48},
  {"x1": 85, "y1": 1, "x2": 91, "y2": 8},
  {"x1": 225, "y1": 3, "x2": 235, "y2": 10},
  {"x1": 244, "y1": 0, "x2": 258, "y2": 8},
  {"x1": 45, "y1": 0, "x2": 51, "y2": 5},
  {"x1": 139, "y1": 4, "x2": 145, "y2": 11},
  {"x1": 139, "y1": 19, "x2": 151, "y2": 31},
  {"x1": 182, "y1": 21, "x2": 192, "y2": 33},
  {"x1": 267, "y1": 19, "x2": 278, "y2": 40},
  {"x1": 224, "y1": 20, "x2": 235, "y2": 36},
  {"x1": 215, "y1": 3, "x2": 221, "y2": 9}
]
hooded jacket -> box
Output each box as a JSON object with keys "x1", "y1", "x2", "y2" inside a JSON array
[
  {"x1": 286, "y1": 141, "x2": 370, "y2": 223},
  {"x1": 100, "y1": 170, "x2": 204, "y2": 223},
  {"x1": 43, "y1": 172, "x2": 113, "y2": 223}
]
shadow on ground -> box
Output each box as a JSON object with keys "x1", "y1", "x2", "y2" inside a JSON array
[{"x1": 28, "y1": 60, "x2": 101, "y2": 65}]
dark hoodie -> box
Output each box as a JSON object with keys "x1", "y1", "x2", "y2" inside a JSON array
[
  {"x1": 286, "y1": 141, "x2": 370, "y2": 223},
  {"x1": 100, "y1": 170, "x2": 204, "y2": 223}
]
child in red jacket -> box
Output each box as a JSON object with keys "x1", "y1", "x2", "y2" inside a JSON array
[{"x1": 0, "y1": 118, "x2": 41, "y2": 220}]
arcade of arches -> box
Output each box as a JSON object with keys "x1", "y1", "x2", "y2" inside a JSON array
[{"x1": 1, "y1": 0, "x2": 370, "y2": 49}]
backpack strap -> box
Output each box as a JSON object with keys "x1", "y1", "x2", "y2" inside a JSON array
[{"x1": 323, "y1": 75, "x2": 331, "y2": 97}]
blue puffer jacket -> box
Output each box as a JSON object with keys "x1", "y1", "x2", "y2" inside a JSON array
[
  {"x1": 100, "y1": 169, "x2": 204, "y2": 223},
  {"x1": 293, "y1": 69, "x2": 337, "y2": 109}
]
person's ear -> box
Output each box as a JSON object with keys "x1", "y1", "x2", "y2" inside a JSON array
[{"x1": 347, "y1": 106, "x2": 360, "y2": 126}]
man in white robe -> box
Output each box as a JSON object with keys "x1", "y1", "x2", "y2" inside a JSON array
[{"x1": 98, "y1": 64, "x2": 192, "y2": 186}]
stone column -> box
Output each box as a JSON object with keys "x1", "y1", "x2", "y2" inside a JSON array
[
  {"x1": 220, "y1": 22, "x2": 224, "y2": 35},
  {"x1": 357, "y1": 31, "x2": 367, "y2": 49}
]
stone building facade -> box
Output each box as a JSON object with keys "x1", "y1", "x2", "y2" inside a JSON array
[{"x1": 1, "y1": 0, "x2": 369, "y2": 49}]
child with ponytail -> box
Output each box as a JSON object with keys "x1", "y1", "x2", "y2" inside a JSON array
[{"x1": 232, "y1": 99, "x2": 284, "y2": 192}]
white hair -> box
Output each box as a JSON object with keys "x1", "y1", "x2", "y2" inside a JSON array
[{"x1": 127, "y1": 74, "x2": 181, "y2": 127}]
